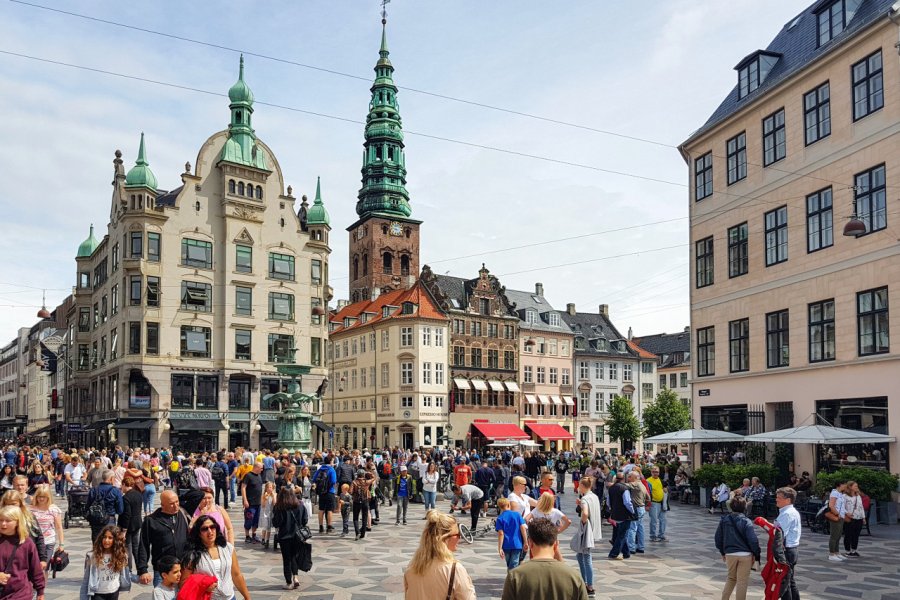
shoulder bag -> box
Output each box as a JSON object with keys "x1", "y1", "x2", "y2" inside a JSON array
[
  {"x1": 445, "y1": 561, "x2": 458, "y2": 600},
  {"x1": 295, "y1": 507, "x2": 312, "y2": 542}
]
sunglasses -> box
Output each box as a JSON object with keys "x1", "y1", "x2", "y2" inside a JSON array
[{"x1": 200, "y1": 525, "x2": 218, "y2": 533}]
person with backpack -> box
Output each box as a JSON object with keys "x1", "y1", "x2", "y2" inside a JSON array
[
  {"x1": 87, "y1": 470, "x2": 124, "y2": 543},
  {"x1": 553, "y1": 455, "x2": 568, "y2": 494},
  {"x1": 211, "y1": 455, "x2": 229, "y2": 510},
  {"x1": 312, "y1": 457, "x2": 337, "y2": 534},
  {"x1": 715, "y1": 496, "x2": 761, "y2": 600},
  {"x1": 337, "y1": 457, "x2": 355, "y2": 491},
  {"x1": 378, "y1": 455, "x2": 393, "y2": 506}
]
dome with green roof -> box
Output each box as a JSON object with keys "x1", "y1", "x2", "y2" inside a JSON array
[
  {"x1": 77, "y1": 224, "x2": 99, "y2": 258},
  {"x1": 228, "y1": 55, "x2": 254, "y2": 105},
  {"x1": 307, "y1": 177, "x2": 330, "y2": 226},
  {"x1": 124, "y1": 133, "x2": 158, "y2": 190}
]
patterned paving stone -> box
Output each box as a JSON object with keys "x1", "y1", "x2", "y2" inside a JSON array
[{"x1": 41, "y1": 491, "x2": 900, "y2": 599}]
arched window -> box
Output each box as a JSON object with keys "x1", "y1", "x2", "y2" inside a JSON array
[
  {"x1": 195, "y1": 201, "x2": 201, "y2": 212},
  {"x1": 353, "y1": 257, "x2": 359, "y2": 281},
  {"x1": 255, "y1": 186, "x2": 263, "y2": 199},
  {"x1": 362, "y1": 254, "x2": 368, "y2": 276},
  {"x1": 400, "y1": 255, "x2": 410, "y2": 277},
  {"x1": 235, "y1": 111, "x2": 242, "y2": 124},
  {"x1": 238, "y1": 182, "x2": 245, "y2": 196},
  {"x1": 228, "y1": 180, "x2": 236, "y2": 194},
  {"x1": 382, "y1": 252, "x2": 393, "y2": 274},
  {"x1": 382, "y1": 225, "x2": 388, "y2": 235},
  {"x1": 279, "y1": 217, "x2": 285, "y2": 227}
]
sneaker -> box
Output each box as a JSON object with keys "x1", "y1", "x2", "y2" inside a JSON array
[
  {"x1": 649, "y1": 537, "x2": 658, "y2": 542},
  {"x1": 319, "y1": 526, "x2": 325, "y2": 534},
  {"x1": 658, "y1": 536, "x2": 668, "y2": 541},
  {"x1": 828, "y1": 555, "x2": 843, "y2": 562},
  {"x1": 403, "y1": 520, "x2": 407, "y2": 525},
  {"x1": 586, "y1": 587, "x2": 596, "y2": 597},
  {"x1": 635, "y1": 549, "x2": 645, "y2": 554},
  {"x1": 340, "y1": 532, "x2": 347, "y2": 537},
  {"x1": 395, "y1": 521, "x2": 400, "y2": 526},
  {"x1": 326, "y1": 526, "x2": 335, "y2": 533},
  {"x1": 292, "y1": 581, "x2": 300, "y2": 590},
  {"x1": 283, "y1": 583, "x2": 294, "y2": 590},
  {"x1": 608, "y1": 555, "x2": 624, "y2": 561},
  {"x1": 245, "y1": 536, "x2": 252, "y2": 543},
  {"x1": 850, "y1": 551, "x2": 861, "y2": 557}
]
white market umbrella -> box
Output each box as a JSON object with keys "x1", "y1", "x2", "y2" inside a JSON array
[
  {"x1": 643, "y1": 428, "x2": 746, "y2": 444},
  {"x1": 742, "y1": 424, "x2": 895, "y2": 445}
]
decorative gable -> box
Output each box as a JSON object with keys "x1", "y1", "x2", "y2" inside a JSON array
[{"x1": 233, "y1": 228, "x2": 254, "y2": 244}]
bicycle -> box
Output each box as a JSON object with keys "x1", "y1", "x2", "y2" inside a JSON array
[{"x1": 457, "y1": 517, "x2": 497, "y2": 544}]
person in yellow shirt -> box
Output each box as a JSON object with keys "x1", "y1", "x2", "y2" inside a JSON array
[
  {"x1": 234, "y1": 458, "x2": 253, "y2": 493},
  {"x1": 647, "y1": 466, "x2": 668, "y2": 542}
]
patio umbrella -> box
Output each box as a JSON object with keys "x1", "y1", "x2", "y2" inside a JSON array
[
  {"x1": 643, "y1": 428, "x2": 746, "y2": 443},
  {"x1": 742, "y1": 425, "x2": 895, "y2": 444}
]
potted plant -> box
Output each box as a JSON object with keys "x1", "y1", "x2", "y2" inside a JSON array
[{"x1": 815, "y1": 468, "x2": 899, "y2": 525}]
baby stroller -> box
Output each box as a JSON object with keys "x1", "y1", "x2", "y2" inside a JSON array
[{"x1": 64, "y1": 485, "x2": 90, "y2": 528}]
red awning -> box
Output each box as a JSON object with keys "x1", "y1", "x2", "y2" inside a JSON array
[
  {"x1": 526, "y1": 423, "x2": 575, "y2": 441},
  {"x1": 471, "y1": 422, "x2": 530, "y2": 440}
]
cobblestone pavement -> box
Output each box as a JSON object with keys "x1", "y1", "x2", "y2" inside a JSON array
[{"x1": 43, "y1": 489, "x2": 900, "y2": 600}]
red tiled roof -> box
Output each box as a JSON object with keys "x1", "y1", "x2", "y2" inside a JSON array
[
  {"x1": 470, "y1": 422, "x2": 530, "y2": 441},
  {"x1": 627, "y1": 339, "x2": 657, "y2": 360},
  {"x1": 330, "y1": 280, "x2": 445, "y2": 334},
  {"x1": 525, "y1": 423, "x2": 575, "y2": 441}
]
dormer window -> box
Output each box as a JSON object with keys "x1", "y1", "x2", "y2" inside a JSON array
[
  {"x1": 402, "y1": 302, "x2": 415, "y2": 315},
  {"x1": 548, "y1": 312, "x2": 560, "y2": 327},
  {"x1": 525, "y1": 310, "x2": 537, "y2": 325},
  {"x1": 736, "y1": 51, "x2": 781, "y2": 99},
  {"x1": 816, "y1": 0, "x2": 861, "y2": 47}
]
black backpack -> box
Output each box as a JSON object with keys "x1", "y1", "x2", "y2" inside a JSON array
[
  {"x1": 211, "y1": 464, "x2": 226, "y2": 481},
  {"x1": 177, "y1": 467, "x2": 197, "y2": 490},
  {"x1": 313, "y1": 467, "x2": 330, "y2": 492},
  {"x1": 86, "y1": 490, "x2": 107, "y2": 525}
]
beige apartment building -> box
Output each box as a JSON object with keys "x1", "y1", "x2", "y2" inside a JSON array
[
  {"x1": 681, "y1": 0, "x2": 899, "y2": 475},
  {"x1": 67, "y1": 59, "x2": 330, "y2": 452},
  {"x1": 634, "y1": 328, "x2": 692, "y2": 408},
  {"x1": 506, "y1": 285, "x2": 575, "y2": 451},
  {"x1": 326, "y1": 283, "x2": 449, "y2": 450}
]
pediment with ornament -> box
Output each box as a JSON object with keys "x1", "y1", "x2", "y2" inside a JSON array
[{"x1": 233, "y1": 228, "x2": 255, "y2": 244}]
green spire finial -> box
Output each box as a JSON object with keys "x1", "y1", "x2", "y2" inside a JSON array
[
  {"x1": 239, "y1": 54, "x2": 245, "y2": 80},
  {"x1": 315, "y1": 176, "x2": 322, "y2": 201},
  {"x1": 380, "y1": 21, "x2": 389, "y2": 57},
  {"x1": 125, "y1": 133, "x2": 158, "y2": 190},
  {"x1": 221, "y1": 56, "x2": 267, "y2": 170},
  {"x1": 228, "y1": 54, "x2": 254, "y2": 105},
  {"x1": 135, "y1": 132, "x2": 147, "y2": 166},
  {"x1": 77, "y1": 223, "x2": 100, "y2": 258},
  {"x1": 307, "y1": 176, "x2": 330, "y2": 226}
]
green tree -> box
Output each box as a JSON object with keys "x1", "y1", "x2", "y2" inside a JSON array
[
  {"x1": 606, "y1": 395, "x2": 642, "y2": 451},
  {"x1": 642, "y1": 387, "x2": 692, "y2": 438}
]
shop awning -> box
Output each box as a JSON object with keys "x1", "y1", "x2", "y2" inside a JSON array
[
  {"x1": 311, "y1": 420, "x2": 333, "y2": 433},
  {"x1": 453, "y1": 378, "x2": 472, "y2": 390},
  {"x1": 470, "y1": 379, "x2": 488, "y2": 391},
  {"x1": 550, "y1": 395, "x2": 562, "y2": 405},
  {"x1": 537, "y1": 395, "x2": 551, "y2": 405},
  {"x1": 115, "y1": 419, "x2": 155, "y2": 430},
  {"x1": 524, "y1": 394, "x2": 538, "y2": 404},
  {"x1": 526, "y1": 423, "x2": 575, "y2": 441},
  {"x1": 504, "y1": 381, "x2": 521, "y2": 392},
  {"x1": 84, "y1": 418, "x2": 117, "y2": 431},
  {"x1": 488, "y1": 380, "x2": 505, "y2": 392},
  {"x1": 27, "y1": 422, "x2": 62, "y2": 436},
  {"x1": 169, "y1": 418, "x2": 225, "y2": 431},
  {"x1": 562, "y1": 396, "x2": 575, "y2": 406},
  {"x1": 471, "y1": 422, "x2": 530, "y2": 440}
]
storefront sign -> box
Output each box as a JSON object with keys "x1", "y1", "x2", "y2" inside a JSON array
[{"x1": 130, "y1": 395, "x2": 151, "y2": 409}]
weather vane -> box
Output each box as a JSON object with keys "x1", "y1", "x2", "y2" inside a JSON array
[{"x1": 381, "y1": 0, "x2": 390, "y2": 24}]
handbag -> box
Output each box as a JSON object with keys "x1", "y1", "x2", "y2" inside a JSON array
[
  {"x1": 568, "y1": 518, "x2": 593, "y2": 554},
  {"x1": 294, "y1": 507, "x2": 312, "y2": 542},
  {"x1": 49, "y1": 548, "x2": 69, "y2": 578}
]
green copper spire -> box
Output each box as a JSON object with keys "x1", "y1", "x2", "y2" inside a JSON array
[
  {"x1": 77, "y1": 224, "x2": 99, "y2": 258},
  {"x1": 124, "y1": 133, "x2": 158, "y2": 190},
  {"x1": 306, "y1": 176, "x2": 330, "y2": 226},
  {"x1": 356, "y1": 20, "x2": 411, "y2": 219},
  {"x1": 220, "y1": 55, "x2": 268, "y2": 170}
]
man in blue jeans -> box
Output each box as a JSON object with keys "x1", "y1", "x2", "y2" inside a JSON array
[
  {"x1": 647, "y1": 466, "x2": 668, "y2": 541},
  {"x1": 625, "y1": 471, "x2": 647, "y2": 554}
]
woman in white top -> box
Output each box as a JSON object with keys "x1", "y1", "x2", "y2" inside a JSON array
[
  {"x1": 842, "y1": 480, "x2": 866, "y2": 557},
  {"x1": 421, "y1": 462, "x2": 440, "y2": 512},
  {"x1": 573, "y1": 476, "x2": 602, "y2": 596},
  {"x1": 182, "y1": 515, "x2": 251, "y2": 600},
  {"x1": 526, "y1": 491, "x2": 572, "y2": 533},
  {"x1": 29, "y1": 486, "x2": 64, "y2": 571}
]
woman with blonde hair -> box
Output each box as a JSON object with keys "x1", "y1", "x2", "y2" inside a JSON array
[
  {"x1": 404, "y1": 510, "x2": 475, "y2": 600},
  {"x1": 526, "y1": 492, "x2": 572, "y2": 533},
  {"x1": 0, "y1": 504, "x2": 45, "y2": 598},
  {"x1": 2, "y1": 490, "x2": 48, "y2": 567},
  {"x1": 29, "y1": 486, "x2": 64, "y2": 571}
]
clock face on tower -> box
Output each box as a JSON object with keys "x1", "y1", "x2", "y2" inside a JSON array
[{"x1": 389, "y1": 221, "x2": 403, "y2": 237}]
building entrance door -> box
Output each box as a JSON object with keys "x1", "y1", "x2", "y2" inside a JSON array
[{"x1": 401, "y1": 431, "x2": 413, "y2": 450}]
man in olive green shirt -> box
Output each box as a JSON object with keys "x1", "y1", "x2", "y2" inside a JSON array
[{"x1": 501, "y1": 518, "x2": 589, "y2": 600}]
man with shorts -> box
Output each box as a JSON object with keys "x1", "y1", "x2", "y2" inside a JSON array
[
  {"x1": 314, "y1": 457, "x2": 338, "y2": 534},
  {"x1": 240, "y1": 462, "x2": 263, "y2": 543}
]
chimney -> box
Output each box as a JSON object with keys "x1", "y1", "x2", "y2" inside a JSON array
[
  {"x1": 599, "y1": 304, "x2": 609, "y2": 317},
  {"x1": 566, "y1": 303, "x2": 576, "y2": 316},
  {"x1": 684, "y1": 325, "x2": 690, "y2": 333},
  {"x1": 627, "y1": 326, "x2": 633, "y2": 340},
  {"x1": 535, "y1": 282, "x2": 544, "y2": 296}
]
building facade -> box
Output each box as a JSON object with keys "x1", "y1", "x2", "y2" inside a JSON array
[
  {"x1": 506, "y1": 284, "x2": 575, "y2": 451},
  {"x1": 66, "y1": 59, "x2": 330, "y2": 452},
  {"x1": 680, "y1": 0, "x2": 899, "y2": 474},
  {"x1": 327, "y1": 283, "x2": 449, "y2": 449},
  {"x1": 633, "y1": 328, "x2": 692, "y2": 408},
  {"x1": 561, "y1": 303, "x2": 657, "y2": 453},
  {"x1": 0, "y1": 331, "x2": 27, "y2": 439}
]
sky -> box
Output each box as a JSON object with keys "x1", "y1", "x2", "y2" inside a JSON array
[{"x1": 0, "y1": 0, "x2": 812, "y2": 344}]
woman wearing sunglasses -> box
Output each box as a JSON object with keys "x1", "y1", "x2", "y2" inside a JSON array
[
  {"x1": 404, "y1": 510, "x2": 475, "y2": 600},
  {"x1": 182, "y1": 515, "x2": 251, "y2": 600}
]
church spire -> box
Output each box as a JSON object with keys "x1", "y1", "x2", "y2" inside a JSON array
[
  {"x1": 355, "y1": 16, "x2": 411, "y2": 219},
  {"x1": 220, "y1": 55, "x2": 267, "y2": 170},
  {"x1": 124, "y1": 133, "x2": 158, "y2": 190}
]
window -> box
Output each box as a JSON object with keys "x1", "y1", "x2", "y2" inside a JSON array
[
  {"x1": 125, "y1": 322, "x2": 140, "y2": 354},
  {"x1": 608, "y1": 363, "x2": 617, "y2": 380},
  {"x1": 472, "y1": 322, "x2": 482, "y2": 337},
  {"x1": 766, "y1": 310, "x2": 790, "y2": 368},
  {"x1": 422, "y1": 362, "x2": 432, "y2": 384},
  {"x1": 694, "y1": 152, "x2": 713, "y2": 201},
  {"x1": 763, "y1": 108, "x2": 786, "y2": 166},
  {"x1": 401, "y1": 397, "x2": 413, "y2": 408},
  {"x1": 579, "y1": 361, "x2": 589, "y2": 380},
  {"x1": 235, "y1": 330, "x2": 251, "y2": 360},
  {"x1": 181, "y1": 238, "x2": 212, "y2": 269},
  {"x1": 561, "y1": 368, "x2": 570, "y2": 385},
  {"x1": 110, "y1": 328, "x2": 118, "y2": 360},
  {"x1": 236, "y1": 245, "x2": 252, "y2": 273},
  {"x1": 147, "y1": 232, "x2": 160, "y2": 262},
  {"x1": 765, "y1": 206, "x2": 788, "y2": 266},
  {"x1": 480, "y1": 298, "x2": 490, "y2": 315},
  {"x1": 181, "y1": 326, "x2": 211, "y2": 358},
  {"x1": 196, "y1": 375, "x2": 218, "y2": 409},
  {"x1": 696, "y1": 236, "x2": 714, "y2": 288},
  {"x1": 436, "y1": 328, "x2": 444, "y2": 347},
  {"x1": 436, "y1": 363, "x2": 444, "y2": 385},
  {"x1": 382, "y1": 330, "x2": 389, "y2": 351},
  {"x1": 146, "y1": 322, "x2": 159, "y2": 355},
  {"x1": 269, "y1": 253, "x2": 295, "y2": 280},
  {"x1": 401, "y1": 362, "x2": 413, "y2": 385},
  {"x1": 488, "y1": 323, "x2": 498, "y2": 338},
  {"x1": 724, "y1": 222, "x2": 749, "y2": 278},
  {"x1": 641, "y1": 362, "x2": 653, "y2": 374},
  {"x1": 807, "y1": 188, "x2": 833, "y2": 252},
  {"x1": 130, "y1": 231, "x2": 143, "y2": 258},
  {"x1": 697, "y1": 326, "x2": 715, "y2": 377},
  {"x1": 504, "y1": 350, "x2": 515, "y2": 370},
  {"x1": 669, "y1": 373, "x2": 677, "y2": 388},
  {"x1": 268, "y1": 292, "x2": 294, "y2": 321},
  {"x1": 181, "y1": 281, "x2": 212, "y2": 312},
  {"x1": 660, "y1": 374, "x2": 667, "y2": 388},
  {"x1": 400, "y1": 327, "x2": 413, "y2": 347},
  {"x1": 268, "y1": 333, "x2": 294, "y2": 363},
  {"x1": 111, "y1": 243, "x2": 119, "y2": 271},
  {"x1": 453, "y1": 346, "x2": 465, "y2": 367},
  {"x1": 471, "y1": 347, "x2": 482, "y2": 368},
  {"x1": 235, "y1": 286, "x2": 252, "y2": 316},
  {"x1": 854, "y1": 164, "x2": 886, "y2": 235},
  {"x1": 857, "y1": 287, "x2": 889, "y2": 356},
  {"x1": 549, "y1": 367, "x2": 558, "y2": 384},
  {"x1": 422, "y1": 327, "x2": 432, "y2": 346},
  {"x1": 594, "y1": 362, "x2": 603, "y2": 380},
  {"x1": 549, "y1": 313, "x2": 560, "y2": 327},
  {"x1": 537, "y1": 367, "x2": 546, "y2": 384},
  {"x1": 381, "y1": 363, "x2": 389, "y2": 387},
  {"x1": 804, "y1": 82, "x2": 831, "y2": 145},
  {"x1": 817, "y1": 0, "x2": 861, "y2": 46},
  {"x1": 726, "y1": 132, "x2": 747, "y2": 185},
  {"x1": 487, "y1": 349, "x2": 499, "y2": 369},
  {"x1": 524, "y1": 366, "x2": 533, "y2": 383},
  {"x1": 642, "y1": 383, "x2": 653, "y2": 400},
  {"x1": 172, "y1": 375, "x2": 194, "y2": 408},
  {"x1": 852, "y1": 50, "x2": 883, "y2": 121},
  {"x1": 729, "y1": 318, "x2": 750, "y2": 373},
  {"x1": 809, "y1": 299, "x2": 836, "y2": 362},
  {"x1": 594, "y1": 393, "x2": 603, "y2": 414},
  {"x1": 680, "y1": 373, "x2": 688, "y2": 387},
  {"x1": 310, "y1": 259, "x2": 322, "y2": 285},
  {"x1": 737, "y1": 53, "x2": 779, "y2": 98},
  {"x1": 129, "y1": 275, "x2": 142, "y2": 306},
  {"x1": 382, "y1": 253, "x2": 392, "y2": 274},
  {"x1": 111, "y1": 284, "x2": 119, "y2": 315},
  {"x1": 622, "y1": 364, "x2": 632, "y2": 381}
]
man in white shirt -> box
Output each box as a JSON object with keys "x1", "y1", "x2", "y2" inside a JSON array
[{"x1": 774, "y1": 487, "x2": 801, "y2": 600}]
